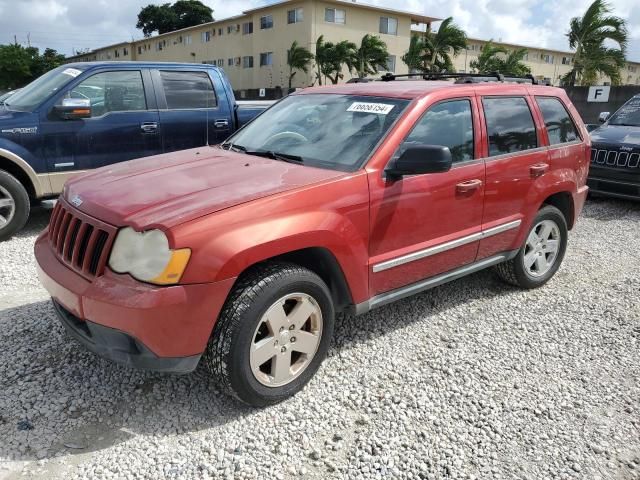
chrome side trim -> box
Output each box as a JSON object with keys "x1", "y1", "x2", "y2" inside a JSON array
[
  {"x1": 54, "y1": 162, "x2": 75, "y2": 168},
  {"x1": 355, "y1": 250, "x2": 519, "y2": 315},
  {"x1": 372, "y1": 219, "x2": 522, "y2": 273},
  {"x1": 0, "y1": 148, "x2": 47, "y2": 197}
]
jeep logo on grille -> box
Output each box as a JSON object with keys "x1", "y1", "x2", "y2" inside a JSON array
[
  {"x1": 70, "y1": 195, "x2": 83, "y2": 207},
  {"x1": 620, "y1": 146, "x2": 633, "y2": 152}
]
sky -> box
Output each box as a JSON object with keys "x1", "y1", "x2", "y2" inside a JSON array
[{"x1": 0, "y1": 0, "x2": 638, "y2": 61}]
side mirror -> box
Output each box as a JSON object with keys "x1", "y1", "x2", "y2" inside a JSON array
[
  {"x1": 598, "y1": 111, "x2": 610, "y2": 123},
  {"x1": 385, "y1": 145, "x2": 453, "y2": 180},
  {"x1": 54, "y1": 98, "x2": 91, "y2": 120}
]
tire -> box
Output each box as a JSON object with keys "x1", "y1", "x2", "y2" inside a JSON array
[
  {"x1": 495, "y1": 205, "x2": 568, "y2": 289},
  {"x1": 204, "y1": 262, "x2": 335, "y2": 407},
  {"x1": 0, "y1": 170, "x2": 30, "y2": 242}
]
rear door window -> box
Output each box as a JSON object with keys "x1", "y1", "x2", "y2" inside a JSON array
[
  {"x1": 535, "y1": 97, "x2": 579, "y2": 145},
  {"x1": 159, "y1": 71, "x2": 217, "y2": 109},
  {"x1": 482, "y1": 97, "x2": 537, "y2": 156},
  {"x1": 402, "y1": 99, "x2": 474, "y2": 163}
]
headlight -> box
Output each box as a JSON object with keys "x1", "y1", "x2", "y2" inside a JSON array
[{"x1": 108, "y1": 227, "x2": 191, "y2": 285}]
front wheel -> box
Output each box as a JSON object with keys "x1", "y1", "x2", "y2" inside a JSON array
[
  {"x1": 204, "y1": 263, "x2": 335, "y2": 407},
  {"x1": 0, "y1": 170, "x2": 30, "y2": 242},
  {"x1": 495, "y1": 205, "x2": 568, "y2": 289}
]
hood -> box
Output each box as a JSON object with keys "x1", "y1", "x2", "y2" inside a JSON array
[
  {"x1": 64, "y1": 147, "x2": 345, "y2": 229},
  {"x1": 591, "y1": 124, "x2": 640, "y2": 147}
]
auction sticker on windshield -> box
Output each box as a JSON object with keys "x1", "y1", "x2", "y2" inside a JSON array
[
  {"x1": 62, "y1": 68, "x2": 82, "y2": 78},
  {"x1": 347, "y1": 102, "x2": 395, "y2": 115}
]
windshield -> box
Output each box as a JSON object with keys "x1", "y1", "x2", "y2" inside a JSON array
[
  {"x1": 4, "y1": 66, "x2": 85, "y2": 112},
  {"x1": 608, "y1": 96, "x2": 640, "y2": 127},
  {"x1": 224, "y1": 94, "x2": 409, "y2": 171}
]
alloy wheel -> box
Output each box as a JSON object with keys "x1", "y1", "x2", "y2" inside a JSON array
[
  {"x1": 0, "y1": 186, "x2": 15, "y2": 230},
  {"x1": 523, "y1": 219, "x2": 561, "y2": 277},
  {"x1": 250, "y1": 293, "x2": 323, "y2": 388}
]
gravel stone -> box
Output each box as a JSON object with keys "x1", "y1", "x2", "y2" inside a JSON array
[{"x1": 0, "y1": 200, "x2": 639, "y2": 479}]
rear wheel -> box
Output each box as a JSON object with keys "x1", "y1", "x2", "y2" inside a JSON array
[
  {"x1": 495, "y1": 205, "x2": 568, "y2": 289},
  {"x1": 0, "y1": 170, "x2": 30, "y2": 242},
  {"x1": 204, "y1": 263, "x2": 335, "y2": 407}
]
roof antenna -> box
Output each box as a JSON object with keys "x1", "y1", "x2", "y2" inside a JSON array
[{"x1": 206, "y1": 82, "x2": 210, "y2": 146}]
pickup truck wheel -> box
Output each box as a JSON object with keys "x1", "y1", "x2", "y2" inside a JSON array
[
  {"x1": 495, "y1": 205, "x2": 568, "y2": 289},
  {"x1": 205, "y1": 263, "x2": 335, "y2": 407},
  {"x1": 0, "y1": 170, "x2": 30, "y2": 242}
]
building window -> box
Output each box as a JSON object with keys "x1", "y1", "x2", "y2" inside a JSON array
[
  {"x1": 218, "y1": 28, "x2": 223, "y2": 35},
  {"x1": 137, "y1": 46, "x2": 142, "y2": 55},
  {"x1": 156, "y1": 40, "x2": 166, "y2": 51},
  {"x1": 114, "y1": 49, "x2": 120, "y2": 58},
  {"x1": 243, "y1": 56, "x2": 254, "y2": 68},
  {"x1": 235, "y1": 57, "x2": 241, "y2": 66},
  {"x1": 379, "y1": 17, "x2": 398, "y2": 35},
  {"x1": 243, "y1": 22, "x2": 253, "y2": 34},
  {"x1": 260, "y1": 15, "x2": 273, "y2": 29},
  {"x1": 228, "y1": 58, "x2": 234, "y2": 66},
  {"x1": 287, "y1": 8, "x2": 303, "y2": 24},
  {"x1": 628, "y1": 65, "x2": 637, "y2": 73},
  {"x1": 184, "y1": 35, "x2": 192, "y2": 45},
  {"x1": 325, "y1": 8, "x2": 345, "y2": 24},
  {"x1": 260, "y1": 52, "x2": 273, "y2": 67},
  {"x1": 216, "y1": 59, "x2": 223, "y2": 67},
  {"x1": 202, "y1": 31, "x2": 211, "y2": 42},
  {"x1": 522, "y1": 52, "x2": 529, "y2": 61},
  {"x1": 562, "y1": 56, "x2": 572, "y2": 65},
  {"x1": 542, "y1": 54, "x2": 554, "y2": 64},
  {"x1": 377, "y1": 55, "x2": 396, "y2": 72},
  {"x1": 123, "y1": 47, "x2": 128, "y2": 56}
]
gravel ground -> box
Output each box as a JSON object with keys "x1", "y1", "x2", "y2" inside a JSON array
[{"x1": 0, "y1": 199, "x2": 639, "y2": 480}]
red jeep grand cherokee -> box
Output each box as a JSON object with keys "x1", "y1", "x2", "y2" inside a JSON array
[{"x1": 35, "y1": 79, "x2": 590, "y2": 406}]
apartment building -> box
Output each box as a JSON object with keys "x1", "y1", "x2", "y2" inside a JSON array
[
  {"x1": 66, "y1": 0, "x2": 640, "y2": 90},
  {"x1": 67, "y1": 0, "x2": 437, "y2": 91},
  {"x1": 448, "y1": 37, "x2": 640, "y2": 86}
]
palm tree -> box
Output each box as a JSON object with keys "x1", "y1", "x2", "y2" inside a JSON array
[
  {"x1": 470, "y1": 41, "x2": 531, "y2": 76},
  {"x1": 355, "y1": 34, "x2": 389, "y2": 78},
  {"x1": 286, "y1": 40, "x2": 314, "y2": 90},
  {"x1": 314, "y1": 37, "x2": 357, "y2": 85},
  {"x1": 564, "y1": 0, "x2": 627, "y2": 86},
  {"x1": 402, "y1": 17, "x2": 467, "y2": 73}
]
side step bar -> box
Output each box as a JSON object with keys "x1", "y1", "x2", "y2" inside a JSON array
[{"x1": 353, "y1": 250, "x2": 518, "y2": 315}]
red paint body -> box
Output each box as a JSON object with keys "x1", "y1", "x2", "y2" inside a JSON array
[{"x1": 35, "y1": 81, "x2": 590, "y2": 361}]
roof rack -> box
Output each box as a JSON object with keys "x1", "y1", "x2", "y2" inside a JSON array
[{"x1": 379, "y1": 72, "x2": 538, "y2": 85}]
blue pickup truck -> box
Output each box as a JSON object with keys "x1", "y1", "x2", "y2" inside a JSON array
[{"x1": 0, "y1": 62, "x2": 271, "y2": 240}]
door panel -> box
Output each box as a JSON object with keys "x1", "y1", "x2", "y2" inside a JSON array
[
  {"x1": 42, "y1": 69, "x2": 162, "y2": 172},
  {"x1": 368, "y1": 96, "x2": 485, "y2": 296},
  {"x1": 477, "y1": 95, "x2": 546, "y2": 260}
]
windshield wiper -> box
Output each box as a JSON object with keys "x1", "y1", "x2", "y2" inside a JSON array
[
  {"x1": 223, "y1": 143, "x2": 247, "y2": 152},
  {"x1": 243, "y1": 150, "x2": 304, "y2": 164}
]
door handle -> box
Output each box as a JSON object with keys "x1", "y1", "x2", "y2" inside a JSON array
[
  {"x1": 140, "y1": 122, "x2": 158, "y2": 134},
  {"x1": 214, "y1": 119, "x2": 229, "y2": 128},
  {"x1": 456, "y1": 179, "x2": 483, "y2": 194},
  {"x1": 530, "y1": 163, "x2": 549, "y2": 178}
]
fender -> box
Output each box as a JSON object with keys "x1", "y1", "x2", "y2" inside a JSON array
[
  {"x1": 0, "y1": 146, "x2": 50, "y2": 197},
  {"x1": 172, "y1": 174, "x2": 371, "y2": 304}
]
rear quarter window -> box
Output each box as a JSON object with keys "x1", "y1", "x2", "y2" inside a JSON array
[
  {"x1": 535, "y1": 97, "x2": 579, "y2": 145},
  {"x1": 482, "y1": 97, "x2": 537, "y2": 157}
]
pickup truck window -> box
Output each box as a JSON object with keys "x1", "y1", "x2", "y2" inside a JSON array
[
  {"x1": 3, "y1": 65, "x2": 85, "y2": 112},
  {"x1": 483, "y1": 97, "x2": 537, "y2": 156},
  {"x1": 401, "y1": 99, "x2": 474, "y2": 163},
  {"x1": 160, "y1": 71, "x2": 217, "y2": 109},
  {"x1": 68, "y1": 71, "x2": 146, "y2": 117},
  {"x1": 535, "y1": 97, "x2": 578, "y2": 145},
  {"x1": 225, "y1": 94, "x2": 409, "y2": 171}
]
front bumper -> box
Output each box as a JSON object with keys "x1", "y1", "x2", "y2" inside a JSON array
[
  {"x1": 35, "y1": 232, "x2": 236, "y2": 372},
  {"x1": 588, "y1": 165, "x2": 640, "y2": 201}
]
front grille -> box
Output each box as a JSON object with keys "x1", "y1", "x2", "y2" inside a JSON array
[
  {"x1": 48, "y1": 200, "x2": 117, "y2": 279},
  {"x1": 591, "y1": 147, "x2": 640, "y2": 170}
]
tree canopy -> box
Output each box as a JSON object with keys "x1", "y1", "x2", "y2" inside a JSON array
[
  {"x1": 137, "y1": 0, "x2": 214, "y2": 37},
  {"x1": 287, "y1": 41, "x2": 314, "y2": 89},
  {"x1": 402, "y1": 17, "x2": 467, "y2": 73},
  {"x1": 0, "y1": 44, "x2": 65, "y2": 90},
  {"x1": 470, "y1": 41, "x2": 531, "y2": 76},
  {"x1": 355, "y1": 34, "x2": 389, "y2": 78},
  {"x1": 314, "y1": 35, "x2": 358, "y2": 85},
  {"x1": 563, "y1": 0, "x2": 627, "y2": 86}
]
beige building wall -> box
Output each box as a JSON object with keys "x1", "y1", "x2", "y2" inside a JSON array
[{"x1": 67, "y1": 0, "x2": 640, "y2": 90}]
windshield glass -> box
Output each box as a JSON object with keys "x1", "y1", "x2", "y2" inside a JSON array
[
  {"x1": 608, "y1": 96, "x2": 640, "y2": 126},
  {"x1": 4, "y1": 66, "x2": 85, "y2": 111},
  {"x1": 225, "y1": 94, "x2": 410, "y2": 171}
]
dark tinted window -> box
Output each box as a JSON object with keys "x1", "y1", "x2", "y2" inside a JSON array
[
  {"x1": 535, "y1": 97, "x2": 578, "y2": 144},
  {"x1": 69, "y1": 71, "x2": 146, "y2": 117},
  {"x1": 159, "y1": 71, "x2": 216, "y2": 109},
  {"x1": 483, "y1": 97, "x2": 537, "y2": 156},
  {"x1": 402, "y1": 99, "x2": 474, "y2": 163}
]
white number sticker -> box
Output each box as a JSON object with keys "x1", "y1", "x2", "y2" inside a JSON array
[
  {"x1": 62, "y1": 68, "x2": 82, "y2": 78},
  {"x1": 347, "y1": 102, "x2": 395, "y2": 115}
]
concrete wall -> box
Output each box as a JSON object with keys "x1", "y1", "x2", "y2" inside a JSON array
[{"x1": 564, "y1": 86, "x2": 640, "y2": 124}]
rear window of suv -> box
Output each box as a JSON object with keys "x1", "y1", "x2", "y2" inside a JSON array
[
  {"x1": 535, "y1": 97, "x2": 579, "y2": 145},
  {"x1": 483, "y1": 97, "x2": 537, "y2": 156}
]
